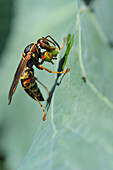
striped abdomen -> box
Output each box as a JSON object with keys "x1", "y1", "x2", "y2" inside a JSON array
[{"x1": 21, "y1": 67, "x2": 44, "y2": 101}]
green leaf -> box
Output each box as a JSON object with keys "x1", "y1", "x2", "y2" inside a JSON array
[
  {"x1": 18, "y1": 1, "x2": 113, "y2": 170},
  {"x1": 62, "y1": 33, "x2": 74, "y2": 69}
]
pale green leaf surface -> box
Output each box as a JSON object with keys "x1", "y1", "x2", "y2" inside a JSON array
[{"x1": 18, "y1": 1, "x2": 113, "y2": 170}]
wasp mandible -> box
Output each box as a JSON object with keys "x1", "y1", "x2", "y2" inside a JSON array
[{"x1": 8, "y1": 35, "x2": 70, "y2": 121}]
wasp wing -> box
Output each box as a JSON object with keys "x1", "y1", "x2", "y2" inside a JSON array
[{"x1": 8, "y1": 54, "x2": 31, "y2": 105}]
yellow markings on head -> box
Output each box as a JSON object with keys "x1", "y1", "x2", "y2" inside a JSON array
[{"x1": 32, "y1": 53, "x2": 36, "y2": 58}]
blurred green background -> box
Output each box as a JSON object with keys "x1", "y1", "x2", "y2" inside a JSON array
[{"x1": 0, "y1": 0, "x2": 76, "y2": 169}]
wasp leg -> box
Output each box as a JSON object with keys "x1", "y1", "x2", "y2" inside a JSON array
[
  {"x1": 38, "y1": 65, "x2": 70, "y2": 74},
  {"x1": 34, "y1": 77, "x2": 49, "y2": 96},
  {"x1": 26, "y1": 86, "x2": 46, "y2": 121}
]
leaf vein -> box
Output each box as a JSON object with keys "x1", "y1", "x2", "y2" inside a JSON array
[{"x1": 77, "y1": 7, "x2": 113, "y2": 111}]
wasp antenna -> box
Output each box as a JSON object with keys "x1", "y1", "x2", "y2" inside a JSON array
[
  {"x1": 59, "y1": 37, "x2": 66, "y2": 50},
  {"x1": 45, "y1": 35, "x2": 60, "y2": 49},
  {"x1": 45, "y1": 38, "x2": 56, "y2": 46}
]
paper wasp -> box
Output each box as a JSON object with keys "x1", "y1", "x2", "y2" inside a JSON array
[{"x1": 8, "y1": 35, "x2": 70, "y2": 121}]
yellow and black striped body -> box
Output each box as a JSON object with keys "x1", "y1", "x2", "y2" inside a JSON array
[{"x1": 21, "y1": 67, "x2": 44, "y2": 101}]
